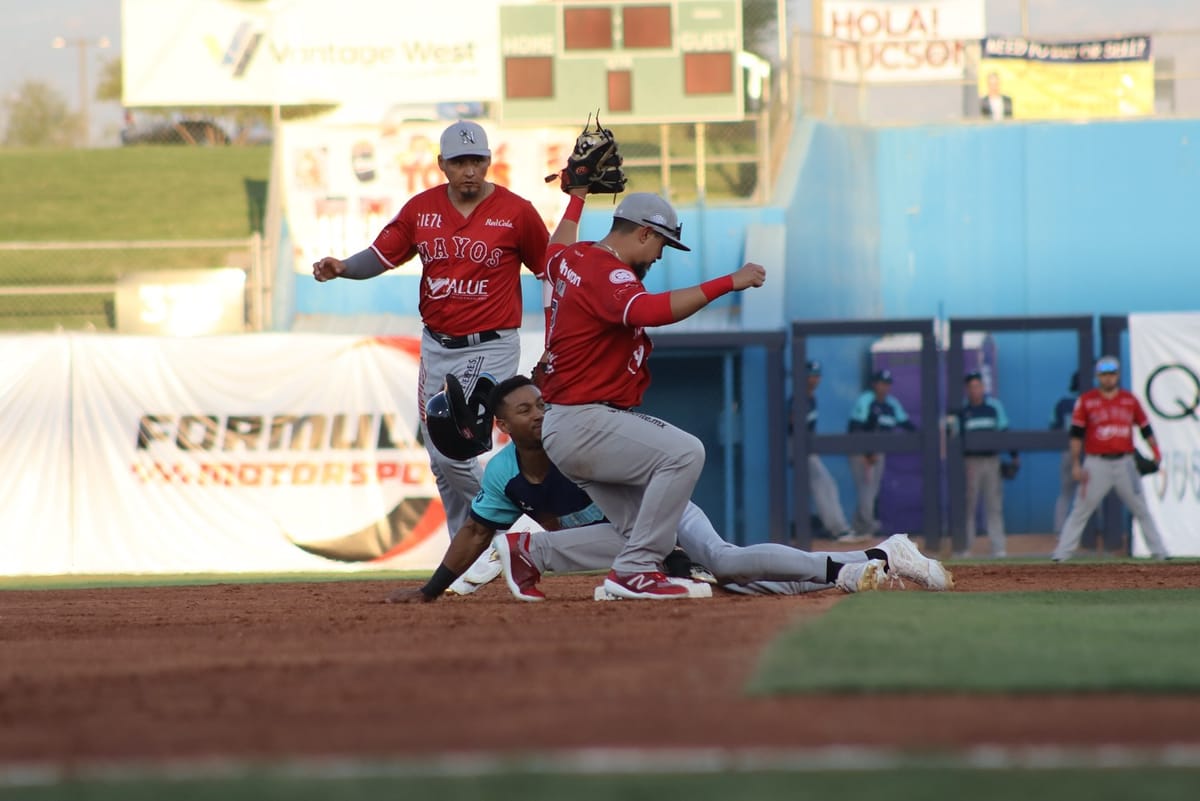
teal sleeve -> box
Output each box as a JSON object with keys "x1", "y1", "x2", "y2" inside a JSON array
[
  {"x1": 892, "y1": 398, "x2": 910, "y2": 424},
  {"x1": 992, "y1": 399, "x2": 1009, "y2": 430},
  {"x1": 849, "y1": 392, "x2": 871, "y2": 423},
  {"x1": 469, "y1": 447, "x2": 523, "y2": 529}
]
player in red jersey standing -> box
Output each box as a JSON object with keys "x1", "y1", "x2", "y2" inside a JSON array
[
  {"x1": 539, "y1": 192, "x2": 766, "y2": 599},
  {"x1": 1051, "y1": 355, "x2": 1169, "y2": 561},
  {"x1": 312, "y1": 120, "x2": 550, "y2": 540}
]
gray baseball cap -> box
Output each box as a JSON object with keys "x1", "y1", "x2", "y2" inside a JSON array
[
  {"x1": 439, "y1": 120, "x2": 490, "y2": 160},
  {"x1": 612, "y1": 192, "x2": 690, "y2": 251}
]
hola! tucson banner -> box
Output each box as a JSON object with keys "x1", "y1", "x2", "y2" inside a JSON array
[
  {"x1": 0, "y1": 334, "x2": 462, "y2": 575},
  {"x1": 1129, "y1": 313, "x2": 1200, "y2": 557},
  {"x1": 979, "y1": 35, "x2": 1154, "y2": 119}
]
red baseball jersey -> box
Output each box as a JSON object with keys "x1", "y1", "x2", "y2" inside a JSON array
[
  {"x1": 1071, "y1": 388, "x2": 1148, "y2": 455},
  {"x1": 371, "y1": 184, "x2": 548, "y2": 336},
  {"x1": 541, "y1": 242, "x2": 652, "y2": 409}
]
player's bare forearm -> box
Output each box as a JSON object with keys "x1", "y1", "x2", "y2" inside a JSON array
[
  {"x1": 548, "y1": 188, "x2": 587, "y2": 247},
  {"x1": 385, "y1": 518, "x2": 497, "y2": 604},
  {"x1": 442, "y1": 518, "x2": 497, "y2": 575}
]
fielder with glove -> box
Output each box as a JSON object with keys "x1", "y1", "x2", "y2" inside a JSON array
[
  {"x1": 545, "y1": 113, "x2": 627, "y2": 196},
  {"x1": 531, "y1": 114, "x2": 629, "y2": 389}
]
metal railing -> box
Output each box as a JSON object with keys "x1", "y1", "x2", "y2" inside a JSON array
[{"x1": 0, "y1": 235, "x2": 269, "y2": 332}]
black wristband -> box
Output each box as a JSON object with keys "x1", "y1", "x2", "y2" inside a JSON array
[{"x1": 421, "y1": 564, "x2": 458, "y2": 599}]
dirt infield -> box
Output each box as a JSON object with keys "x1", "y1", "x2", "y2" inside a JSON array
[{"x1": 3, "y1": 560, "x2": 1199, "y2": 766}]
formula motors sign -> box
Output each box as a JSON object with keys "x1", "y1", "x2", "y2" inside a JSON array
[
  {"x1": 822, "y1": 0, "x2": 984, "y2": 83},
  {"x1": 122, "y1": 0, "x2": 502, "y2": 105},
  {"x1": 0, "y1": 334, "x2": 453, "y2": 575}
]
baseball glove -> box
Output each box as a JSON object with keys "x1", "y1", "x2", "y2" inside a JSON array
[
  {"x1": 545, "y1": 113, "x2": 626, "y2": 195},
  {"x1": 1000, "y1": 459, "x2": 1020, "y2": 480},
  {"x1": 1134, "y1": 451, "x2": 1160, "y2": 476}
]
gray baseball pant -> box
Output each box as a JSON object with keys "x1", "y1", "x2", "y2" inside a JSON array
[
  {"x1": 848, "y1": 453, "x2": 884, "y2": 535},
  {"x1": 542, "y1": 403, "x2": 704, "y2": 574},
  {"x1": 1052, "y1": 454, "x2": 1168, "y2": 561},
  {"x1": 418, "y1": 327, "x2": 520, "y2": 538},
  {"x1": 809, "y1": 454, "x2": 850, "y2": 534},
  {"x1": 521, "y1": 502, "x2": 869, "y2": 596},
  {"x1": 1053, "y1": 449, "x2": 1079, "y2": 532},
  {"x1": 965, "y1": 454, "x2": 1006, "y2": 557}
]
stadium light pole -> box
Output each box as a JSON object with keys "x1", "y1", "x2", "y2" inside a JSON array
[{"x1": 51, "y1": 34, "x2": 111, "y2": 148}]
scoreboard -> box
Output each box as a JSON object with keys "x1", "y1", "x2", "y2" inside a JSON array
[{"x1": 498, "y1": 0, "x2": 744, "y2": 124}]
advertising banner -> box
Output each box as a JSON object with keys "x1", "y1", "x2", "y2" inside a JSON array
[
  {"x1": 822, "y1": 0, "x2": 985, "y2": 83},
  {"x1": 978, "y1": 35, "x2": 1154, "y2": 119},
  {"x1": 0, "y1": 337, "x2": 73, "y2": 575},
  {"x1": 1129, "y1": 313, "x2": 1200, "y2": 557},
  {"x1": 122, "y1": 0, "x2": 502, "y2": 106},
  {"x1": 280, "y1": 120, "x2": 575, "y2": 276},
  {"x1": 0, "y1": 334, "x2": 479, "y2": 576}
]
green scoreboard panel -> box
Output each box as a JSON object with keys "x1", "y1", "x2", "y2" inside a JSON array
[{"x1": 499, "y1": 0, "x2": 744, "y2": 124}]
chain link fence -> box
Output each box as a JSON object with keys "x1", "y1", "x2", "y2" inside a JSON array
[{"x1": 0, "y1": 238, "x2": 269, "y2": 333}]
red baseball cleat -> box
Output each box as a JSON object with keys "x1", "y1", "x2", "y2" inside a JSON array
[
  {"x1": 603, "y1": 569, "x2": 690, "y2": 600},
  {"x1": 492, "y1": 531, "x2": 546, "y2": 602}
]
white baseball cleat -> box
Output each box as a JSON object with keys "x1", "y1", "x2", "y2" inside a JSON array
[
  {"x1": 878, "y1": 533, "x2": 954, "y2": 591},
  {"x1": 834, "y1": 558, "x2": 885, "y2": 593},
  {"x1": 446, "y1": 548, "x2": 503, "y2": 596}
]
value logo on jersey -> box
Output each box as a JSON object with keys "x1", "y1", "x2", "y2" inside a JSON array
[
  {"x1": 609, "y1": 268, "x2": 636, "y2": 284},
  {"x1": 425, "y1": 276, "x2": 489, "y2": 300}
]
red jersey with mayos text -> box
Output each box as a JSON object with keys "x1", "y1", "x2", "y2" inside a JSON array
[
  {"x1": 540, "y1": 242, "x2": 653, "y2": 409},
  {"x1": 371, "y1": 184, "x2": 549, "y2": 336},
  {"x1": 1071, "y1": 388, "x2": 1149, "y2": 455}
]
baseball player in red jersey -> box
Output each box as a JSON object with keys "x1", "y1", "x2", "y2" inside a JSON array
[
  {"x1": 312, "y1": 120, "x2": 550, "y2": 541},
  {"x1": 539, "y1": 192, "x2": 766, "y2": 599},
  {"x1": 1052, "y1": 355, "x2": 1169, "y2": 561}
]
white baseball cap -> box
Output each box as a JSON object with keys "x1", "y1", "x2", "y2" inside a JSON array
[
  {"x1": 439, "y1": 120, "x2": 491, "y2": 160},
  {"x1": 612, "y1": 192, "x2": 690, "y2": 251}
]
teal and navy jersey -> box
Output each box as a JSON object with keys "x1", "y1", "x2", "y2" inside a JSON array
[
  {"x1": 1049, "y1": 394, "x2": 1076, "y2": 431},
  {"x1": 469, "y1": 442, "x2": 607, "y2": 532},
  {"x1": 848, "y1": 392, "x2": 915, "y2": 433},
  {"x1": 806, "y1": 394, "x2": 818, "y2": 432},
  {"x1": 958, "y1": 397, "x2": 1010, "y2": 456}
]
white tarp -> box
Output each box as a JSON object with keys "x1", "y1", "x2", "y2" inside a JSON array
[
  {"x1": 821, "y1": 0, "x2": 985, "y2": 83},
  {"x1": 0, "y1": 337, "x2": 73, "y2": 574},
  {"x1": 122, "y1": 0, "x2": 504, "y2": 106},
  {"x1": 0, "y1": 333, "x2": 461, "y2": 575},
  {"x1": 280, "y1": 120, "x2": 575, "y2": 275},
  {"x1": 1129, "y1": 312, "x2": 1200, "y2": 557}
]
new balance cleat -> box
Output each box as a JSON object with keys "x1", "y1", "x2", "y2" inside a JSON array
[
  {"x1": 834, "y1": 558, "x2": 885, "y2": 593},
  {"x1": 492, "y1": 531, "x2": 545, "y2": 602},
  {"x1": 595, "y1": 576, "x2": 712, "y2": 601},
  {"x1": 878, "y1": 533, "x2": 954, "y2": 591},
  {"x1": 603, "y1": 570, "x2": 690, "y2": 600}
]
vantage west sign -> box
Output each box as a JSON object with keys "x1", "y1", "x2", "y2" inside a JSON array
[{"x1": 121, "y1": 0, "x2": 503, "y2": 106}]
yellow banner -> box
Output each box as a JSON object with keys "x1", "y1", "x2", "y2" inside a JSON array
[{"x1": 978, "y1": 35, "x2": 1154, "y2": 120}]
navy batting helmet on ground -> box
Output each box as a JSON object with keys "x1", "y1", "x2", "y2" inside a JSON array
[{"x1": 425, "y1": 373, "x2": 497, "y2": 460}]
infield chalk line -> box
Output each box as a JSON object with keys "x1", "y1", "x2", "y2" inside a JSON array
[{"x1": 5, "y1": 745, "x2": 1200, "y2": 786}]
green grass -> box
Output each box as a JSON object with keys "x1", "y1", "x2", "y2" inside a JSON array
[
  {"x1": 0, "y1": 148, "x2": 270, "y2": 241},
  {"x1": 0, "y1": 147, "x2": 270, "y2": 330},
  {"x1": 751, "y1": 590, "x2": 1200, "y2": 694},
  {"x1": 4, "y1": 768, "x2": 1200, "y2": 801}
]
